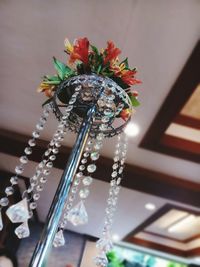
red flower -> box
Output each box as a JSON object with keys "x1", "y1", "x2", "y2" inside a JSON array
[
  {"x1": 121, "y1": 69, "x2": 141, "y2": 86},
  {"x1": 69, "y1": 37, "x2": 89, "y2": 65},
  {"x1": 103, "y1": 41, "x2": 121, "y2": 65},
  {"x1": 120, "y1": 109, "x2": 131, "y2": 121}
]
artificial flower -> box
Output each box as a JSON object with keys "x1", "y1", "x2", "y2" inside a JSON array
[
  {"x1": 37, "y1": 82, "x2": 55, "y2": 97},
  {"x1": 120, "y1": 108, "x2": 131, "y2": 121},
  {"x1": 120, "y1": 69, "x2": 141, "y2": 86},
  {"x1": 64, "y1": 38, "x2": 74, "y2": 54},
  {"x1": 103, "y1": 41, "x2": 121, "y2": 65},
  {"x1": 69, "y1": 37, "x2": 89, "y2": 65}
]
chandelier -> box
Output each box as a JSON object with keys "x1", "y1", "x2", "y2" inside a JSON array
[{"x1": 0, "y1": 37, "x2": 141, "y2": 267}]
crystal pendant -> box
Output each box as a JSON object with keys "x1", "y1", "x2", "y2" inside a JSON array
[
  {"x1": 67, "y1": 201, "x2": 88, "y2": 226},
  {"x1": 15, "y1": 221, "x2": 30, "y2": 239},
  {"x1": 96, "y1": 236, "x2": 113, "y2": 252},
  {"x1": 6, "y1": 198, "x2": 29, "y2": 223},
  {"x1": 94, "y1": 252, "x2": 108, "y2": 267},
  {"x1": 53, "y1": 230, "x2": 65, "y2": 247},
  {"x1": 0, "y1": 210, "x2": 3, "y2": 231}
]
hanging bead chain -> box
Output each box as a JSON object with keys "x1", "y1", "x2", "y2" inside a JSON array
[
  {"x1": 94, "y1": 133, "x2": 128, "y2": 267},
  {"x1": 53, "y1": 132, "x2": 105, "y2": 247},
  {"x1": 23, "y1": 87, "x2": 82, "y2": 214},
  {"x1": 0, "y1": 105, "x2": 51, "y2": 210}
]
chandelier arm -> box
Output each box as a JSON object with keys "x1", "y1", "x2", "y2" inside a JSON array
[{"x1": 29, "y1": 104, "x2": 97, "y2": 267}]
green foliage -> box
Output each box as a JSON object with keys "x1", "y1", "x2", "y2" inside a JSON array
[
  {"x1": 53, "y1": 57, "x2": 74, "y2": 80},
  {"x1": 107, "y1": 251, "x2": 125, "y2": 267},
  {"x1": 128, "y1": 94, "x2": 140, "y2": 107}
]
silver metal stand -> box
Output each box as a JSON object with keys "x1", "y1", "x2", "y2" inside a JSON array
[{"x1": 29, "y1": 105, "x2": 96, "y2": 267}]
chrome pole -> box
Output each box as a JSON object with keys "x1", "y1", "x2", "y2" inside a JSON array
[{"x1": 29, "y1": 105, "x2": 96, "y2": 267}]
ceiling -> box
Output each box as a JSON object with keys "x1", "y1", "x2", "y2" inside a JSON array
[{"x1": 0, "y1": 0, "x2": 200, "y2": 264}]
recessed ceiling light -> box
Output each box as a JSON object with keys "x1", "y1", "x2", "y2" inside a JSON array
[
  {"x1": 145, "y1": 203, "x2": 156, "y2": 211},
  {"x1": 124, "y1": 122, "x2": 140, "y2": 137},
  {"x1": 112, "y1": 234, "x2": 120, "y2": 242}
]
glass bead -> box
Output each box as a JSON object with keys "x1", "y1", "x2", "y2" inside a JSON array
[
  {"x1": 85, "y1": 146, "x2": 91, "y2": 152},
  {"x1": 40, "y1": 177, "x2": 47, "y2": 183},
  {"x1": 118, "y1": 167, "x2": 123, "y2": 174},
  {"x1": 96, "y1": 133, "x2": 104, "y2": 141},
  {"x1": 28, "y1": 139, "x2": 36, "y2": 147},
  {"x1": 43, "y1": 109, "x2": 50, "y2": 117},
  {"x1": 40, "y1": 117, "x2": 47, "y2": 124},
  {"x1": 65, "y1": 105, "x2": 73, "y2": 112},
  {"x1": 27, "y1": 186, "x2": 33, "y2": 193},
  {"x1": 116, "y1": 177, "x2": 122, "y2": 185},
  {"x1": 69, "y1": 195, "x2": 75, "y2": 202},
  {"x1": 114, "y1": 156, "x2": 119, "y2": 162},
  {"x1": 99, "y1": 124, "x2": 107, "y2": 131},
  {"x1": 50, "y1": 140, "x2": 55, "y2": 146},
  {"x1": 29, "y1": 211, "x2": 33, "y2": 218},
  {"x1": 87, "y1": 164, "x2": 96, "y2": 173},
  {"x1": 15, "y1": 165, "x2": 24, "y2": 174},
  {"x1": 83, "y1": 152, "x2": 89, "y2": 157},
  {"x1": 112, "y1": 163, "x2": 118, "y2": 170},
  {"x1": 110, "y1": 180, "x2": 116, "y2": 186},
  {"x1": 10, "y1": 176, "x2": 18, "y2": 185},
  {"x1": 36, "y1": 123, "x2": 44, "y2": 131},
  {"x1": 74, "y1": 178, "x2": 80, "y2": 186},
  {"x1": 36, "y1": 185, "x2": 43, "y2": 192},
  {"x1": 76, "y1": 172, "x2": 83, "y2": 178},
  {"x1": 30, "y1": 202, "x2": 37, "y2": 210},
  {"x1": 30, "y1": 179, "x2": 38, "y2": 187},
  {"x1": 46, "y1": 162, "x2": 53, "y2": 168},
  {"x1": 20, "y1": 156, "x2": 28, "y2": 164},
  {"x1": 79, "y1": 165, "x2": 85, "y2": 171},
  {"x1": 45, "y1": 149, "x2": 52, "y2": 157},
  {"x1": 82, "y1": 176, "x2": 93, "y2": 186},
  {"x1": 111, "y1": 171, "x2": 117, "y2": 178},
  {"x1": 94, "y1": 142, "x2": 102, "y2": 150},
  {"x1": 32, "y1": 131, "x2": 40, "y2": 138},
  {"x1": 102, "y1": 116, "x2": 109, "y2": 123},
  {"x1": 55, "y1": 142, "x2": 61, "y2": 148},
  {"x1": 5, "y1": 186, "x2": 14, "y2": 196},
  {"x1": 71, "y1": 186, "x2": 77, "y2": 194},
  {"x1": 104, "y1": 109, "x2": 114, "y2": 117},
  {"x1": 49, "y1": 155, "x2": 56, "y2": 161},
  {"x1": 38, "y1": 161, "x2": 45, "y2": 169},
  {"x1": 52, "y1": 148, "x2": 59, "y2": 154},
  {"x1": 33, "y1": 193, "x2": 40, "y2": 201},
  {"x1": 24, "y1": 147, "x2": 32, "y2": 155},
  {"x1": 90, "y1": 151, "x2": 100, "y2": 161},
  {"x1": 0, "y1": 197, "x2": 9, "y2": 206},
  {"x1": 81, "y1": 158, "x2": 87, "y2": 164},
  {"x1": 43, "y1": 169, "x2": 50, "y2": 176},
  {"x1": 79, "y1": 188, "x2": 90, "y2": 199}
]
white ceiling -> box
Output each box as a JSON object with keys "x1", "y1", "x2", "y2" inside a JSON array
[{"x1": 0, "y1": 0, "x2": 200, "y2": 259}]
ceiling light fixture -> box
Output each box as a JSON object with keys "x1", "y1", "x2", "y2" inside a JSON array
[
  {"x1": 124, "y1": 122, "x2": 140, "y2": 137},
  {"x1": 168, "y1": 214, "x2": 196, "y2": 233},
  {"x1": 112, "y1": 234, "x2": 120, "y2": 242},
  {"x1": 145, "y1": 203, "x2": 156, "y2": 211}
]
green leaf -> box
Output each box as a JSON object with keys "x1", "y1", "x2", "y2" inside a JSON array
[
  {"x1": 120, "y1": 58, "x2": 129, "y2": 69},
  {"x1": 53, "y1": 57, "x2": 67, "y2": 79},
  {"x1": 44, "y1": 75, "x2": 60, "y2": 81},
  {"x1": 90, "y1": 44, "x2": 99, "y2": 55},
  {"x1": 53, "y1": 57, "x2": 74, "y2": 80},
  {"x1": 43, "y1": 80, "x2": 61, "y2": 85},
  {"x1": 129, "y1": 94, "x2": 140, "y2": 107},
  {"x1": 42, "y1": 97, "x2": 53, "y2": 107}
]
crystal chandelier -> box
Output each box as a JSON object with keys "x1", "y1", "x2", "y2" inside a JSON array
[{"x1": 0, "y1": 37, "x2": 141, "y2": 267}]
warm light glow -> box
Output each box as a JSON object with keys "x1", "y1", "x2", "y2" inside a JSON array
[
  {"x1": 124, "y1": 122, "x2": 140, "y2": 137},
  {"x1": 168, "y1": 214, "x2": 196, "y2": 233},
  {"x1": 145, "y1": 203, "x2": 156, "y2": 211},
  {"x1": 112, "y1": 234, "x2": 120, "y2": 242}
]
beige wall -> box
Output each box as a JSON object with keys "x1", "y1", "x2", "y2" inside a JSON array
[{"x1": 80, "y1": 240, "x2": 97, "y2": 267}]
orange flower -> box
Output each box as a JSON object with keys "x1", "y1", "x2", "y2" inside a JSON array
[
  {"x1": 37, "y1": 82, "x2": 55, "y2": 97},
  {"x1": 120, "y1": 108, "x2": 131, "y2": 121},
  {"x1": 69, "y1": 37, "x2": 89, "y2": 65},
  {"x1": 103, "y1": 41, "x2": 121, "y2": 65},
  {"x1": 121, "y1": 69, "x2": 141, "y2": 86}
]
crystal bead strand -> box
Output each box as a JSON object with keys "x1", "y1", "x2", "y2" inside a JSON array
[
  {"x1": 0, "y1": 105, "x2": 51, "y2": 213},
  {"x1": 53, "y1": 138, "x2": 95, "y2": 247},
  {"x1": 5, "y1": 86, "x2": 81, "y2": 239},
  {"x1": 94, "y1": 134, "x2": 128, "y2": 267},
  {"x1": 24, "y1": 87, "x2": 82, "y2": 213}
]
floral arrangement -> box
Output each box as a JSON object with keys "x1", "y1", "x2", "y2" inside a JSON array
[{"x1": 38, "y1": 37, "x2": 141, "y2": 120}]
